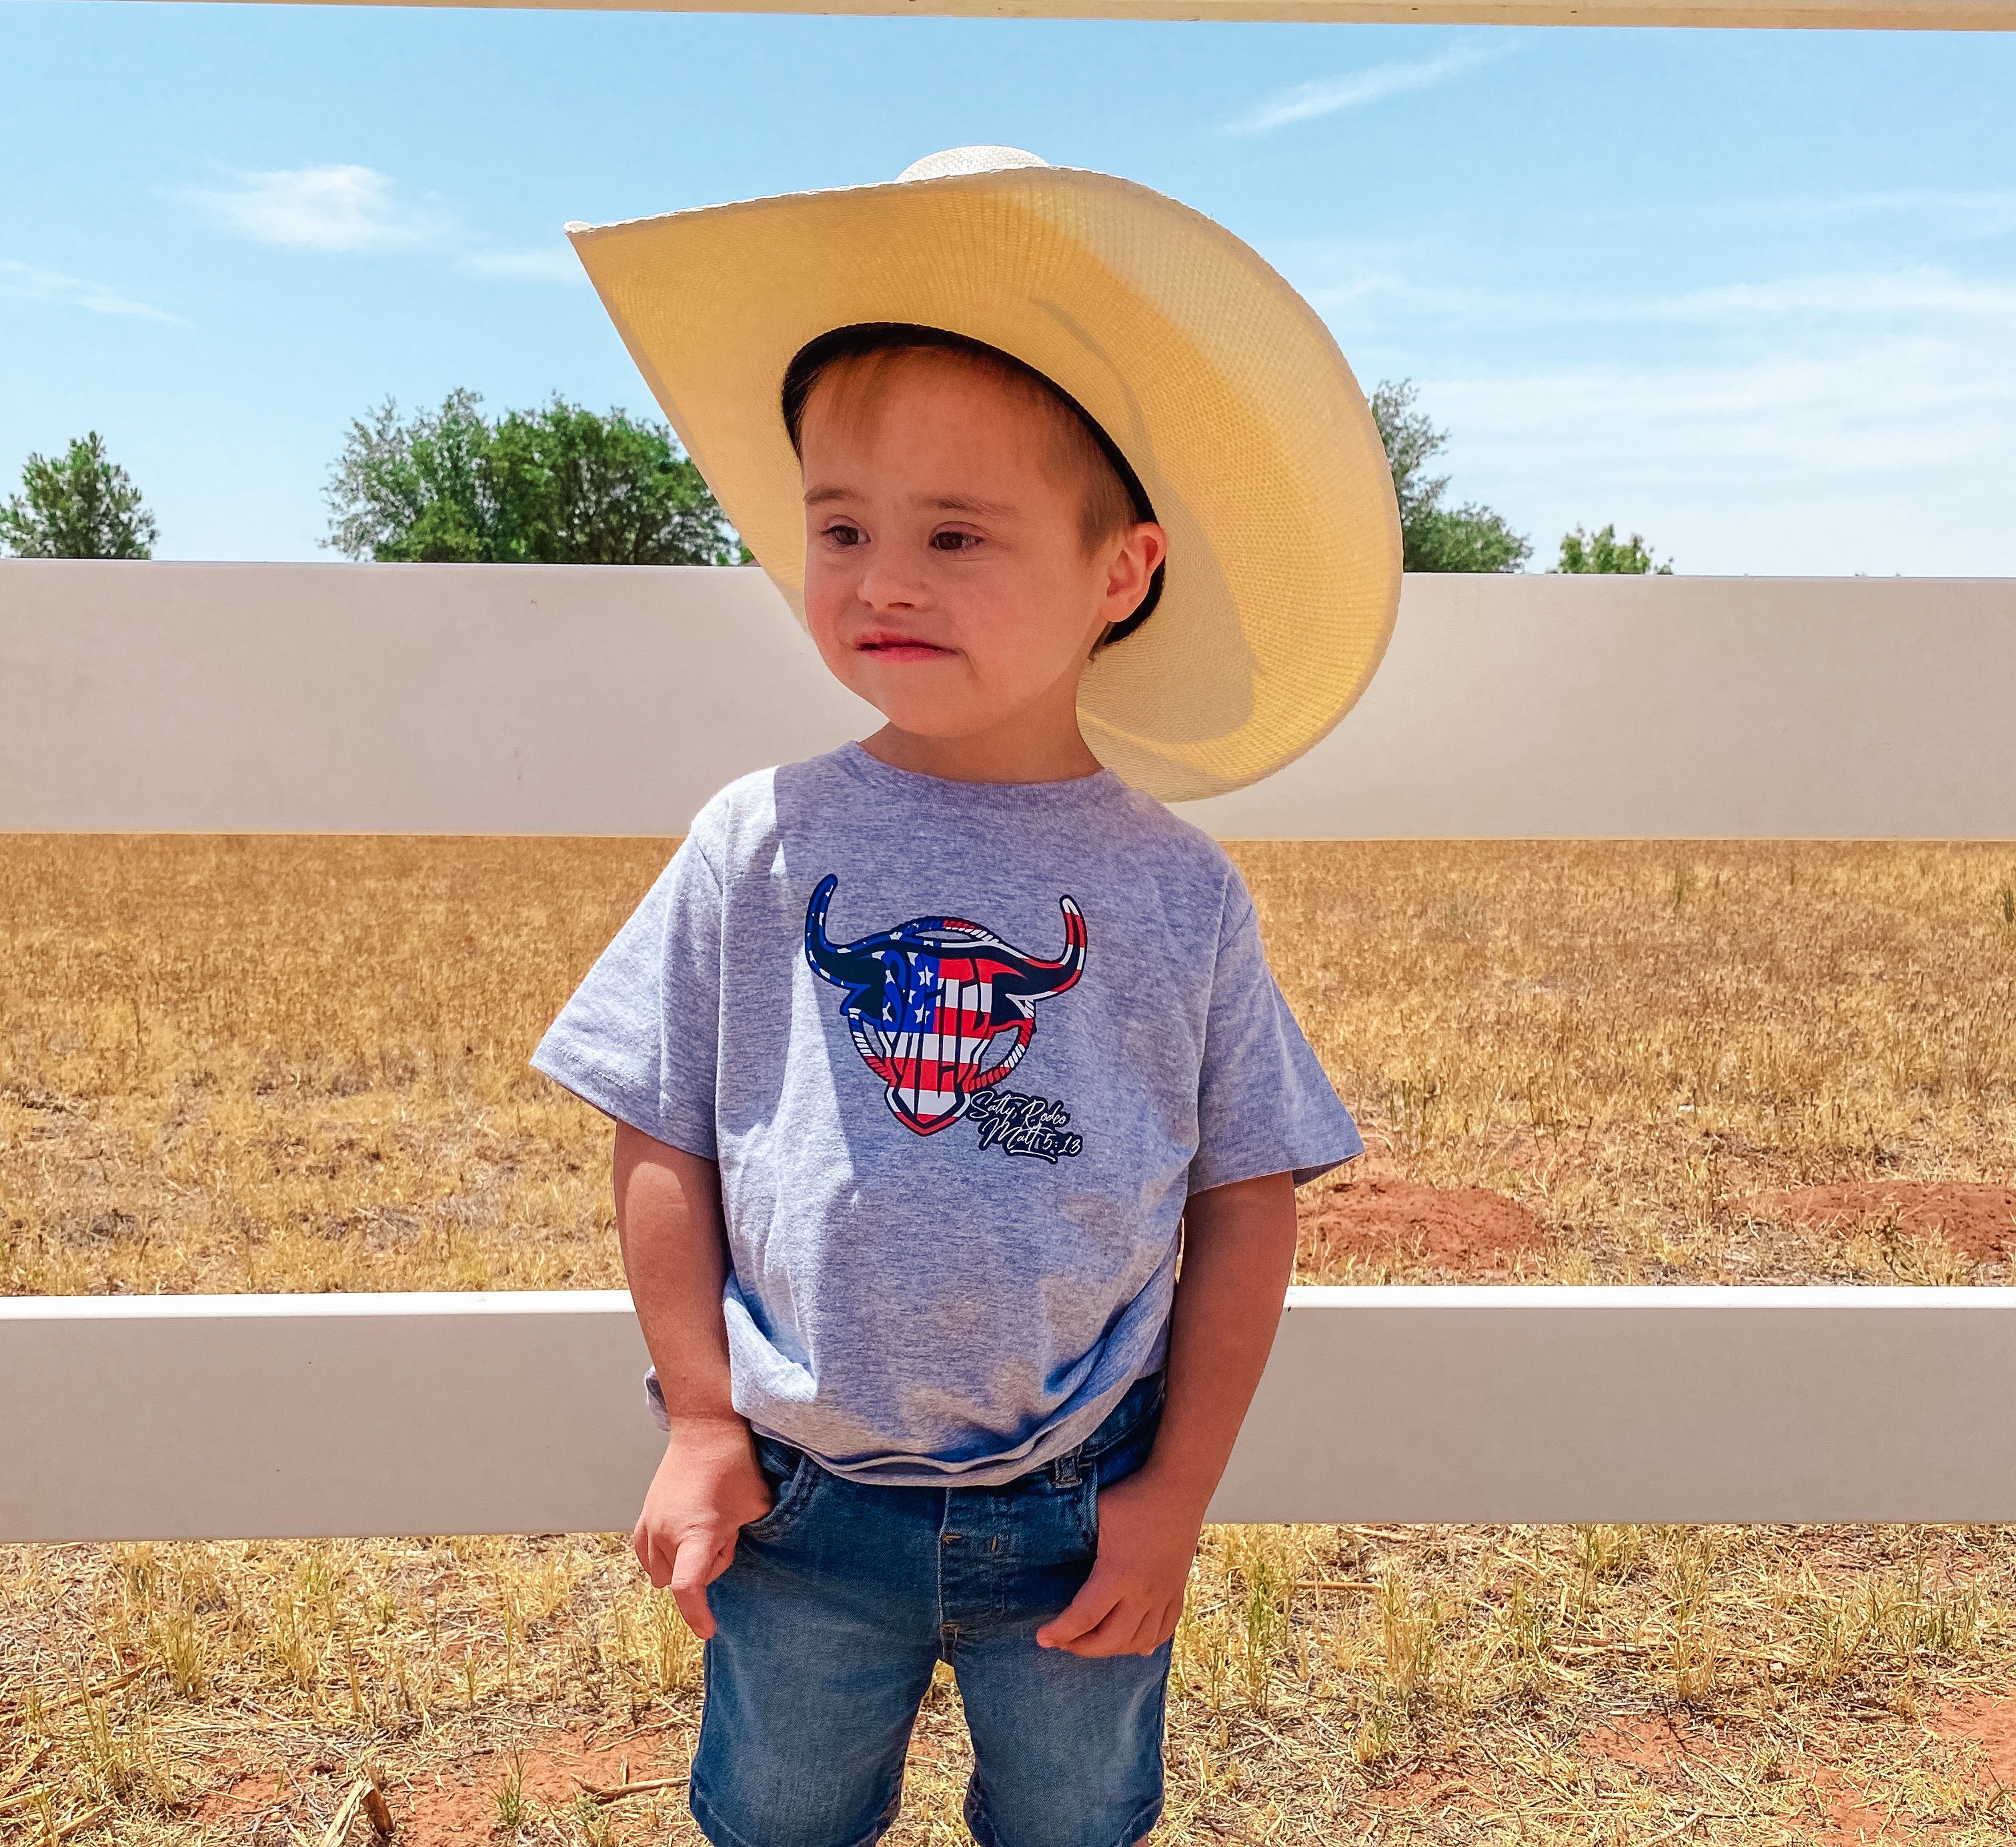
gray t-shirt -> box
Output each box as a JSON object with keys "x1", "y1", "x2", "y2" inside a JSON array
[{"x1": 531, "y1": 741, "x2": 1360, "y2": 1487}]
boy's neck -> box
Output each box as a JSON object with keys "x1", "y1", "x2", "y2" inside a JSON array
[{"x1": 859, "y1": 715, "x2": 1106, "y2": 787}]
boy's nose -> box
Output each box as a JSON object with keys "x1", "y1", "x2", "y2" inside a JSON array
[{"x1": 855, "y1": 560, "x2": 926, "y2": 614}]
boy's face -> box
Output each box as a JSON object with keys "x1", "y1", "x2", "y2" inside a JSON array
[{"x1": 798, "y1": 356, "x2": 1164, "y2": 757}]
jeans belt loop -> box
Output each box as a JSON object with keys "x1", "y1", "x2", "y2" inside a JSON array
[{"x1": 1050, "y1": 1444, "x2": 1083, "y2": 1488}]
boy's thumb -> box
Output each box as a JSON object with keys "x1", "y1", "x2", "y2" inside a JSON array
[
  {"x1": 668, "y1": 1531, "x2": 723, "y2": 1638},
  {"x1": 669, "y1": 1530, "x2": 719, "y2": 1594},
  {"x1": 1036, "y1": 1570, "x2": 1117, "y2": 1648}
]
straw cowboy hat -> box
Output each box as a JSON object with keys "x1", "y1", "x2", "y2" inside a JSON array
[{"x1": 566, "y1": 145, "x2": 1400, "y2": 803}]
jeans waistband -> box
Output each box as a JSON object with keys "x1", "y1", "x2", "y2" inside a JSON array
[{"x1": 1044, "y1": 1368, "x2": 1166, "y2": 1488}]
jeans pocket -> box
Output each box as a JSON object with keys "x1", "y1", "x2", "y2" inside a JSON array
[
  {"x1": 739, "y1": 1440, "x2": 822, "y2": 1545},
  {"x1": 1083, "y1": 1392, "x2": 1164, "y2": 1546},
  {"x1": 1094, "y1": 1390, "x2": 1164, "y2": 1482}
]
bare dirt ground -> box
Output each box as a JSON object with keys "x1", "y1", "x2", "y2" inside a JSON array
[
  {"x1": 1300, "y1": 1161, "x2": 1550, "y2": 1275},
  {"x1": 1755, "y1": 1184, "x2": 2016, "y2": 1266},
  {"x1": 5, "y1": 835, "x2": 2016, "y2": 1845}
]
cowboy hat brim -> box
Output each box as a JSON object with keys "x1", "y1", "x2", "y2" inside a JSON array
[{"x1": 567, "y1": 157, "x2": 1401, "y2": 803}]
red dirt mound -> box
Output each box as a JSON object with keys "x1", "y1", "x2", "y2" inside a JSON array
[
  {"x1": 1574, "y1": 1713, "x2": 1933, "y2": 1843},
  {"x1": 1354, "y1": 1764, "x2": 1490, "y2": 1811},
  {"x1": 1757, "y1": 1182, "x2": 2016, "y2": 1263},
  {"x1": 1300, "y1": 1171, "x2": 1547, "y2": 1276},
  {"x1": 1936, "y1": 1687, "x2": 2016, "y2": 1792},
  {"x1": 190, "y1": 1765, "x2": 287, "y2": 1829},
  {"x1": 1580, "y1": 1711, "x2": 1706, "y2": 1776},
  {"x1": 190, "y1": 1732, "x2": 692, "y2": 1846},
  {"x1": 394, "y1": 1732, "x2": 684, "y2": 1844}
]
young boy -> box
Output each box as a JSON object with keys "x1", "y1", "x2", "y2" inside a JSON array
[{"x1": 534, "y1": 147, "x2": 1399, "y2": 1847}]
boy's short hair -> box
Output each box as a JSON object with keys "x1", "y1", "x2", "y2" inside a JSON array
[{"x1": 780, "y1": 322, "x2": 1164, "y2": 647}]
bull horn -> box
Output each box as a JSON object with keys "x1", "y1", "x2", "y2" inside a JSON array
[
  {"x1": 996, "y1": 895, "x2": 1087, "y2": 999},
  {"x1": 803, "y1": 874, "x2": 850, "y2": 981}
]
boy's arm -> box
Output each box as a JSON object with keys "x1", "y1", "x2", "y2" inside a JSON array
[
  {"x1": 614, "y1": 1120, "x2": 772, "y2": 1639},
  {"x1": 1034, "y1": 1169, "x2": 1298, "y2": 1658}
]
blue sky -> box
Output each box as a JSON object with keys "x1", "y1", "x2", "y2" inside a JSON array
[{"x1": 3, "y1": 4, "x2": 2012, "y2": 573}]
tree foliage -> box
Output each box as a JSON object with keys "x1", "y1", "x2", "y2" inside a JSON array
[
  {"x1": 1368, "y1": 380, "x2": 1530, "y2": 574},
  {"x1": 323, "y1": 391, "x2": 744, "y2": 565},
  {"x1": 1555, "y1": 523, "x2": 1674, "y2": 575},
  {"x1": 0, "y1": 432, "x2": 157, "y2": 559}
]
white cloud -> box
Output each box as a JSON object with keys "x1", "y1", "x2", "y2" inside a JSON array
[
  {"x1": 1229, "y1": 41, "x2": 1508, "y2": 136},
  {"x1": 1507, "y1": 189, "x2": 2016, "y2": 251},
  {"x1": 181, "y1": 164, "x2": 584, "y2": 285},
  {"x1": 1444, "y1": 342, "x2": 2015, "y2": 479},
  {"x1": 1423, "y1": 331, "x2": 2016, "y2": 573},
  {"x1": 1613, "y1": 187, "x2": 2016, "y2": 243},
  {"x1": 1835, "y1": 190, "x2": 2016, "y2": 241},
  {"x1": 459, "y1": 243, "x2": 586, "y2": 285},
  {"x1": 1655, "y1": 271, "x2": 2016, "y2": 323},
  {"x1": 1294, "y1": 262, "x2": 2016, "y2": 330},
  {"x1": 184, "y1": 164, "x2": 450, "y2": 254},
  {"x1": 1304, "y1": 273, "x2": 1470, "y2": 315},
  {"x1": 1270, "y1": 229, "x2": 2016, "y2": 570},
  {"x1": 0, "y1": 259, "x2": 183, "y2": 323}
]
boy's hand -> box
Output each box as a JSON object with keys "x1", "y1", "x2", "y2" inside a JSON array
[
  {"x1": 632, "y1": 1414, "x2": 774, "y2": 1640},
  {"x1": 1034, "y1": 1464, "x2": 1206, "y2": 1658},
  {"x1": 1036, "y1": 1172, "x2": 1298, "y2": 1659}
]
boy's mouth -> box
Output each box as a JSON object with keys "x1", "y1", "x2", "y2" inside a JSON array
[{"x1": 856, "y1": 630, "x2": 954, "y2": 662}]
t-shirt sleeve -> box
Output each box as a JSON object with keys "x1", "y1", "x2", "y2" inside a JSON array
[
  {"x1": 1188, "y1": 896, "x2": 1363, "y2": 1195},
  {"x1": 527, "y1": 833, "x2": 724, "y2": 1159}
]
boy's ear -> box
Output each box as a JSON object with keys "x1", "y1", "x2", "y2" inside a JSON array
[{"x1": 1093, "y1": 521, "x2": 1168, "y2": 652}]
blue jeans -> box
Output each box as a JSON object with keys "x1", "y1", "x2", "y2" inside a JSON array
[{"x1": 691, "y1": 1370, "x2": 1171, "y2": 1847}]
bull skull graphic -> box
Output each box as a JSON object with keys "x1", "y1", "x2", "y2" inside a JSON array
[{"x1": 803, "y1": 874, "x2": 1086, "y2": 1135}]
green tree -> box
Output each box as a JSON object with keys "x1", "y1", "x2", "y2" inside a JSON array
[
  {"x1": 1368, "y1": 380, "x2": 1530, "y2": 574},
  {"x1": 323, "y1": 391, "x2": 744, "y2": 565},
  {"x1": 1555, "y1": 523, "x2": 1674, "y2": 575},
  {"x1": 0, "y1": 432, "x2": 158, "y2": 559}
]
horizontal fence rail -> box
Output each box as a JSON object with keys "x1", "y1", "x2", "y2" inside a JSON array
[
  {"x1": 144, "y1": 0, "x2": 2016, "y2": 31},
  {"x1": 7, "y1": 1287, "x2": 2016, "y2": 1542},
  {"x1": 3, "y1": 563, "x2": 2015, "y2": 839}
]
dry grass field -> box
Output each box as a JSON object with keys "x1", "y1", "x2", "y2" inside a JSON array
[{"x1": 5, "y1": 834, "x2": 2016, "y2": 1847}]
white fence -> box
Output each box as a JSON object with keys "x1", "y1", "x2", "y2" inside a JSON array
[
  {"x1": 5, "y1": 559, "x2": 2016, "y2": 1541},
  {"x1": 7, "y1": 1288, "x2": 2016, "y2": 1542},
  {"x1": 5, "y1": 563, "x2": 2016, "y2": 838}
]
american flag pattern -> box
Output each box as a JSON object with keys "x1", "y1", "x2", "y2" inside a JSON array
[{"x1": 803, "y1": 873, "x2": 1088, "y2": 1136}]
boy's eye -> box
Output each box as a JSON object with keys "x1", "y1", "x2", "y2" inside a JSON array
[
  {"x1": 930, "y1": 530, "x2": 980, "y2": 553},
  {"x1": 823, "y1": 523, "x2": 863, "y2": 547}
]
